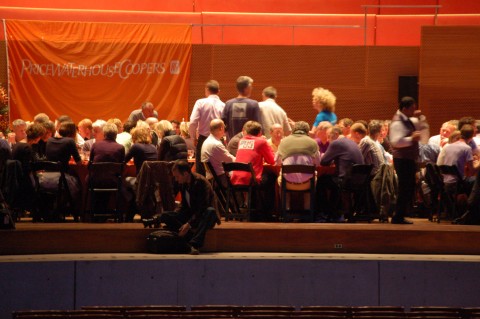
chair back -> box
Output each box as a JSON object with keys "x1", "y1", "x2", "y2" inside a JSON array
[
  {"x1": 425, "y1": 162, "x2": 444, "y2": 191},
  {"x1": 281, "y1": 164, "x2": 316, "y2": 176},
  {"x1": 341, "y1": 164, "x2": 373, "y2": 191},
  {"x1": 88, "y1": 162, "x2": 124, "y2": 189},
  {"x1": 32, "y1": 160, "x2": 65, "y2": 173},
  {"x1": 222, "y1": 162, "x2": 257, "y2": 187},
  {"x1": 31, "y1": 161, "x2": 66, "y2": 191},
  {"x1": 438, "y1": 164, "x2": 463, "y2": 182}
]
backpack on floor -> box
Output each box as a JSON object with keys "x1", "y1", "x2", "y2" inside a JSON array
[{"x1": 146, "y1": 229, "x2": 190, "y2": 254}]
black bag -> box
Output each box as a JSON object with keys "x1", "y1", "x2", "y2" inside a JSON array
[
  {"x1": 146, "y1": 230, "x2": 190, "y2": 254},
  {"x1": 0, "y1": 207, "x2": 15, "y2": 230}
]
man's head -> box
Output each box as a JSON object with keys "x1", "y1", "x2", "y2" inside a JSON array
[
  {"x1": 141, "y1": 102, "x2": 155, "y2": 119},
  {"x1": 440, "y1": 120, "x2": 457, "y2": 139},
  {"x1": 41, "y1": 121, "x2": 55, "y2": 141},
  {"x1": 103, "y1": 123, "x2": 118, "y2": 141},
  {"x1": 78, "y1": 118, "x2": 93, "y2": 139},
  {"x1": 33, "y1": 113, "x2": 50, "y2": 124},
  {"x1": 338, "y1": 118, "x2": 353, "y2": 136},
  {"x1": 236, "y1": 76, "x2": 254, "y2": 96},
  {"x1": 12, "y1": 119, "x2": 27, "y2": 142},
  {"x1": 123, "y1": 120, "x2": 136, "y2": 134},
  {"x1": 171, "y1": 120, "x2": 181, "y2": 135},
  {"x1": 458, "y1": 116, "x2": 476, "y2": 133},
  {"x1": 312, "y1": 87, "x2": 336, "y2": 112},
  {"x1": 172, "y1": 159, "x2": 192, "y2": 184},
  {"x1": 262, "y1": 86, "x2": 277, "y2": 100},
  {"x1": 243, "y1": 121, "x2": 262, "y2": 136},
  {"x1": 292, "y1": 121, "x2": 310, "y2": 135},
  {"x1": 460, "y1": 124, "x2": 474, "y2": 141},
  {"x1": 368, "y1": 120, "x2": 383, "y2": 139},
  {"x1": 92, "y1": 119, "x2": 107, "y2": 141},
  {"x1": 26, "y1": 123, "x2": 46, "y2": 144},
  {"x1": 350, "y1": 123, "x2": 368, "y2": 144},
  {"x1": 155, "y1": 120, "x2": 174, "y2": 138},
  {"x1": 145, "y1": 117, "x2": 159, "y2": 129},
  {"x1": 327, "y1": 126, "x2": 342, "y2": 142},
  {"x1": 210, "y1": 119, "x2": 226, "y2": 138},
  {"x1": 269, "y1": 123, "x2": 284, "y2": 142},
  {"x1": 205, "y1": 80, "x2": 220, "y2": 96},
  {"x1": 58, "y1": 121, "x2": 77, "y2": 139},
  {"x1": 108, "y1": 118, "x2": 123, "y2": 133},
  {"x1": 398, "y1": 96, "x2": 417, "y2": 117},
  {"x1": 315, "y1": 121, "x2": 333, "y2": 142},
  {"x1": 55, "y1": 115, "x2": 73, "y2": 132}
]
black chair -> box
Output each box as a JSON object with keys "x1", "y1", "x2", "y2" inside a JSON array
[
  {"x1": 340, "y1": 164, "x2": 373, "y2": 222},
  {"x1": 438, "y1": 164, "x2": 469, "y2": 220},
  {"x1": 424, "y1": 162, "x2": 444, "y2": 222},
  {"x1": 87, "y1": 162, "x2": 124, "y2": 222},
  {"x1": 135, "y1": 160, "x2": 176, "y2": 219},
  {"x1": 204, "y1": 161, "x2": 228, "y2": 218},
  {"x1": 222, "y1": 161, "x2": 258, "y2": 221},
  {"x1": 31, "y1": 161, "x2": 73, "y2": 222},
  {"x1": 280, "y1": 164, "x2": 316, "y2": 222}
]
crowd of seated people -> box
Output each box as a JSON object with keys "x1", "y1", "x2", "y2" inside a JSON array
[
  {"x1": 1, "y1": 81, "x2": 480, "y2": 225},
  {"x1": 1, "y1": 106, "x2": 190, "y2": 222}
]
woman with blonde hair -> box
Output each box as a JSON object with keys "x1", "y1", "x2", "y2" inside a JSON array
[{"x1": 309, "y1": 87, "x2": 337, "y2": 136}]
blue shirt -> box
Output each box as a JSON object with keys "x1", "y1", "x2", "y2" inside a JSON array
[{"x1": 313, "y1": 110, "x2": 337, "y2": 127}]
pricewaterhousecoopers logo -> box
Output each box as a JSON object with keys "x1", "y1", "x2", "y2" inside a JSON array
[{"x1": 20, "y1": 59, "x2": 182, "y2": 79}]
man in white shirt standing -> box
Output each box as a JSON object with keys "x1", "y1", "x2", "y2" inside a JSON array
[
  {"x1": 189, "y1": 80, "x2": 225, "y2": 176},
  {"x1": 259, "y1": 86, "x2": 291, "y2": 139}
]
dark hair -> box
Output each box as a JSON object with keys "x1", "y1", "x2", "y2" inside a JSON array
[
  {"x1": 399, "y1": 96, "x2": 416, "y2": 110},
  {"x1": 460, "y1": 124, "x2": 474, "y2": 140},
  {"x1": 58, "y1": 121, "x2": 77, "y2": 138},
  {"x1": 458, "y1": 116, "x2": 475, "y2": 130},
  {"x1": 123, "y1": 120, "x2": 136, "y2": 134},
  {"x1": 26, "y1": 123, "x2": 46, "y2": 141},
  {"x1": 41, "y1": 121, "x2": 55, "y2": 134},
  {"x1": 172, "y1": 159, "x2": 191, "y2": 174},
  {"x1": 56, "y1": 115, "x2": 72, "y2": 124},
  {"x1": 206, "y1": 80, "x2": 220, "y2": 94}
]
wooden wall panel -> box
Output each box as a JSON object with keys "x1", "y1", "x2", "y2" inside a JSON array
[
  {"x1": 420, "y1": 26, "x2": 480, "y2": 133},
  {"x1": 189, "y1": 45, "x2": 419, "y2": 128}
]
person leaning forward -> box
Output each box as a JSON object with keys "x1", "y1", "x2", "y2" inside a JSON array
[{"x1": 152, "y1": 160, "x2": 219, "y2": 254}]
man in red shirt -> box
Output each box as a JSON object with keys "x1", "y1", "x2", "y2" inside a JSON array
[{"x1": 232, "y1": 121, "x2": 276, "y2": 220}]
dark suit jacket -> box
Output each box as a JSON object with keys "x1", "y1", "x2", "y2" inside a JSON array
[
  {"x1": 90, "y1": 139, "x2": 125, "y2": 163},
  {"x1": 178, "y1": 172, "x2": 214, "y2": 228}
]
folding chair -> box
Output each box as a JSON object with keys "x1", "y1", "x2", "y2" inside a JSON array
[
  {"x1": 280, "y1": 164, "x2": 316, "y2": 222},
  {"x1": 87, "y1": 162, "x2": 124, "y2": 222},
  {"x1": 438, "y1": 164, "x2": 469, "y2": 220},
  {"x1": 31, "y1": 161, "x2": 74, "y2": 222},
  {"x1": 340, "y1": 164, "x2": 373, "y2": 222},
  {"x1": 222, "y1": 162, "x2": 258, "y2": 221},
  {"x1": 424, "y1": 162, "x2": 444, "y2": 222},
  {"x1": 204, "y1": 161, "x2": 228, "y2": 218}
]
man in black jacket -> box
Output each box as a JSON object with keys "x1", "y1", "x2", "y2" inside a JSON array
[{"x1": 160, "y1": 160, "x2": 218, "y2": 254}]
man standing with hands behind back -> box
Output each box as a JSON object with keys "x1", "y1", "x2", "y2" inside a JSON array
[{"x1": 389, "y1": 96, "x2": 428, "y2": 224}]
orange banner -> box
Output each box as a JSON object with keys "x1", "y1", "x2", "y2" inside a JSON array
[{"x1": 5, "y1": 20, "x2": 192, "y2": 123}]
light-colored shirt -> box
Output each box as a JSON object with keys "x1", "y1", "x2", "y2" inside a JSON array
[
  {"x1": 389, "y1": 110, "x2": 429, "y2": 148},
  {"x1": 437, "y1": 140, "x2": 473, "y2": 184},
  {"x1": 259, "y1": 98, "x2": 291, "y2": 138},
  {"x1": 201, "y1": 134, "x2": 235, "y2": 179},
  {"x1": 189, "y1": 95, "x2": 225, "y2": 139},
  {"x1": 359, "y1": 136, "x2": 386, "y2": 176}
]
